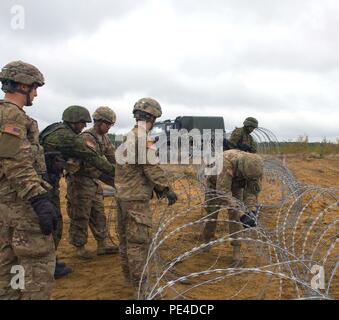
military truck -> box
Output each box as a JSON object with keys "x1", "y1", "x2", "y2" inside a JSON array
[{"x1": 150, "y1": 116, "x2": 226, "y2": 157}]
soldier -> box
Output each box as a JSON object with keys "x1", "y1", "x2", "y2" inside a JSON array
[
  {"x1": 39, "y1": 105, "x2": 115, "y2": 274},
  {"x1": 66, "y1": 106, "x2": 119, "y2": 259},
  {"x1": 201, "y1": 149, "x2": 263, "y2": 265},
  {"x1": 115, "y1": 98, "x2": 178, "y2": 294},
  {"x1": 227, "y1": 117, "x2": 258, "y2": 153},
  {"x1": 0, "y1": 61, "x2": 57, "y2": 299}
]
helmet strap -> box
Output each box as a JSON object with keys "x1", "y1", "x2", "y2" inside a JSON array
[{"x1": 15, "y1": 84, "x2": 34, "y2": 106}]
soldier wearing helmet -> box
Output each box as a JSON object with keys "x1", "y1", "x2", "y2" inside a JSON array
[
  {"x1": 0, "y1": 60, "x2": 44, "y2": 107},
  {"x1": 0, "y1": 61, "x2": 56, "y2": 299},
  {"x1": 227, "y1": 117, "x2": 258, "y2": 153},
  {"x1": 66, "y1": 106, "x2": 119, "y2": 259},
  {"x1": 39, "y1": 105, "x2": 116, "y2": 276},
  {"x1": 115, "y1": 98, "x2": 178, "y2": 295},
  {"x1": 201, "y1": 149, "x2": 263, "y2": 265}
]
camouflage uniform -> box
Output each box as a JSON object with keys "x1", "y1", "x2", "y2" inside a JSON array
[
  {"x1": 40, "y1": 111, "x2": 115, "y2": 250},
  {"x1": 67, "y1": 123, "x2": 116, "y2": 250},
  {"x1": 27, "y1": 117, "x2": 48, "y2": 178},
  {"x1": 0, "y1": 61, "x2": 55, "y2": 300},
  {"x1": 115, "y1": 98, "x2": 173, "y2": 289},
  {"x1": 202, "y1": 150, "x2": 263, "y2": 256},
  {"x1": 228, "y1": 117, "x2": 258, "y2": 153}
]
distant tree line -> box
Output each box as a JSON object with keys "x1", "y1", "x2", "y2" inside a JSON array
[
  {"x1": 268, "y1": 136, "x2": 339, "y2": 155},
  {"x1": 108, "y1": 133, "x2": 339, "y2": 155}
]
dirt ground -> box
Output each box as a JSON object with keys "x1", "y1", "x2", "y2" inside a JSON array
[{"x1": 51, "y1": 155, "x2": 339, "y2": 300}]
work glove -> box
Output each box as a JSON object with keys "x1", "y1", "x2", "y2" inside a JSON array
[
  {"x1": 30, "y1": 194, "x2": 59, "y2": 235},
  {"x1": 153, "y1": 187, "x2": 178, "y2": 206},
  {"x1": 223, "y1": 138, "x2": 231, "y2": 151},
  {"x1": 166, "y1": 191, "x2": 178, "y2": 206},
  {"x1": 153, "y1": 188, "x2": 165, "y2": 200},
  {"x1": 240, "y1": 210, "x2": 258, "y2": 228},
  {"x1": 237, "y1": 143, "x2": 252, "y2": 153}
]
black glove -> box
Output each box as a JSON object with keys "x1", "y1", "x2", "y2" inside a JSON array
[
  {"x1": 30, "y1": 194, "x2": 59, "y2": 235},
  {"x1": 166, "y1": 191, "x2": 178, "y2": 206},
  {"x1": 223, "y1": 138, "x2": 231, "y2": 151},
  {"x1": 153, "y1": 188, "x2": 165, "y2": 200},
  {"x1": 240, "y1": 211, "x2": 257, "y2": 228},
  {"x1": 237, "y1": 143, "x2": 252, "y2": 153}
]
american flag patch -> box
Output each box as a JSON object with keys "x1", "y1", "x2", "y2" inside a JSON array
[
  {"x1": 85, "y1": 139, "x2": 96, "y2": 150},
  {"x1": 2, "y1": 125, "x2": 21, "y2": 137}
]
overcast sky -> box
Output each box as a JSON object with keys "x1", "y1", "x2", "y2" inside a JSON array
[{"x1": 1, "y1": 0, "x2": 338, "y2": 141}]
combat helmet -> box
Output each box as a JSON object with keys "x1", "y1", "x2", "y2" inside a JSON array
[
  {"x1": 238, "y1": 153, "x2": 263, "y2": 179},
  {"x1": 92, "y1": 106, "x2": 116, "y2": 124},
  {"x1": 133, "y1": 97, "x2": 162, "y2": 120},
  {"x1": 0, "y1": 60, "x2": 44, "y2": 88},
  {"x1": 243, "y1": 117, "x2": 258, "y2": 128},
  {"x1": 62, "y1": 105, "x2": 92, "y2": 123}
]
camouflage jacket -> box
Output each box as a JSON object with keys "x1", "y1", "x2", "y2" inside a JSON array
[
  {"x1": 115, "y1": 126, "x2": 170, "y2": 201},
  {"x1": 74, "y1": 127, "x2": 116, "y2": 182},
  {"x1": 207, "y1": 149, "x2": 261, "y2": 211},
  {"x1": 0, "y1": 100, "x2": 50, "y2": 202},
  {"x1": 228, "y1": 127, "x2": 257, "y2": 153},
  {"x1": 26, "y1": 116, "x2": 48, "y2": 177},
  {"x1": 39, "y1": 122, "x2": 115, "y2": 186}
]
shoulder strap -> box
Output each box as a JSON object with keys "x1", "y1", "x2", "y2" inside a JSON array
[{"x1": 39, "y1": 122, "x2": 65, "y2": 144}]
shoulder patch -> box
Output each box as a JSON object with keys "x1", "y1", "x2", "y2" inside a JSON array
[
  {"x1": 2, "y1": 125, "x2": 22, "y2": 137},
  {"x1": 0, "y1": 131, "x2": 21, "y2": 158},
  {"x1": 85, "y1": 139, "x2": 97, "y2": 151}
]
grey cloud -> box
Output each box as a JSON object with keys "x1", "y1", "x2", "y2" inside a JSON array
[
  {"x1": 26, "y1": 85, "x2": 138, "y2": 132},
  {"x1": 171, "y1": 0, "x2": 312, "y2": 23},
  {"x1": 45, "y1": 60, "x2": 337, "y2": 115},
  {"x1": 0, "y1": 0, "x2": 144, "y2": 41},
  {"x1": 1, "y1": 0, "x2": 338, "y2": 141}
]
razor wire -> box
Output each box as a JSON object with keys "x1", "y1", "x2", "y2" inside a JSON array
[
  {"x1": 136, "y1": 173, "x2": 338, "y2": 300},
  {"x1": 103, "y1": 152, "x2": 337, "y2": 300}
]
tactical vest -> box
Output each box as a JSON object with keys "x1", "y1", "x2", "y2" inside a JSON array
[
  {"x1": 39, "y1": 122, "x2": 67, "y2": 179},
  {"x1": 39, "y1": 122, "x2": 66, "y2": 145}
]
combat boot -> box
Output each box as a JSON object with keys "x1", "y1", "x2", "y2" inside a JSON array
[
  {"x1": 76, "y1": 246, "x2": 95, "y2": 260},
  {"x1": 56, "y1": 259, "x2": 66, "y2": 269},
  {"x1": 54, "y1": 264, "x2": 73, "y2": 279},
  {"x1": 96, "y1": 239, "x2": 119, "y2": 255}
]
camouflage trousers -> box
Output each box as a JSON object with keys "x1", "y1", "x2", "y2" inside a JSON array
[
  {"x1": 66, "y1": 175, "x2": 108, "y2": 248},
  {"x1": 0, "y1": 200, "x2": 55, "y2": 300},
  {"x1": 202, "y1": 187, "x2": 243, "y2": 247},
  {"x1": 116, "y1": 199, "x2": 152, "y2": 289}
]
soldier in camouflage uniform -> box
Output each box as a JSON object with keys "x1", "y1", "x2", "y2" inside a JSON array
[
  {"x1": 66, "y1": 106, "x2": 119, "y2": 259},
  {"x1": 115, "y1": 98, "x2": 178, "y2": 293},
  {"x1": 39, "y1": 106, "x2": 116, "y2": 271},
  {"x1": 202, "y1": 149, "x2": 263, "y2": 264},
  {"x1": 228, "y1": 117, "x2": 258, "y2": 153},
  {"x1": 0, "y1": 61, "x2": 57, "y2": 299}
]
